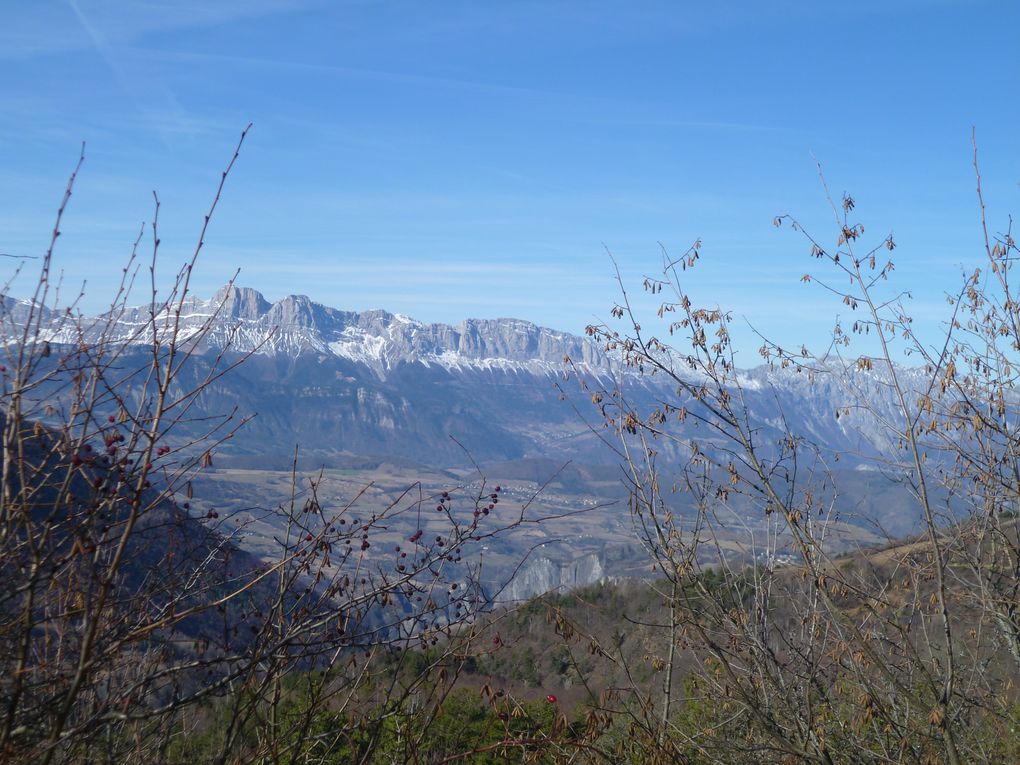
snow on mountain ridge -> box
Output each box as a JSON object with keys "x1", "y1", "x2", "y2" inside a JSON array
[
  {"x1": 6, "y1": 285, "x2": 936, "y2": 403},
  {"x1": 17, "y1": 285, "x2": 606, "y2": 378},
  {"x1": 2, "y1": 285, "x2": 957, "y2": 487}
]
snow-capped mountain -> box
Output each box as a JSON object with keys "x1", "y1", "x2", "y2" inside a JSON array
[
  {"x1": 4, "y1": 286, "x2": 938, "y2": 504},
  {"x1": 38, "y1": 286, "x2": 606, "y2": 378},
  {"x1": 3, "y1": 284, "x2": 964, "y2": 537}
]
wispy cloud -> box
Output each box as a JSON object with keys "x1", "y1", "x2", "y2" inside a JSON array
[
  {"x1": 130, "y1": 47, "x2": 606, "y2": 103},
  {"x1": 129, "y1": 47, "x2": 772, "y2": 134},
  {"x1": 66, "y1": 0, "x2": 204, "y2": 145},
  {"x1": 0, "y1": 1, "x2": 314, "y2": 60}
]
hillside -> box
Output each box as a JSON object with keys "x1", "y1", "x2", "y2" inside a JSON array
[{"x1": 163, "y1": 515, "x2": 1020, "y2": 764}]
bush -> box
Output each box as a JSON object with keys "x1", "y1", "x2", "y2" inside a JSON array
[{"x1": 0, "y1": 131, "x2": 556, "y2": 765}]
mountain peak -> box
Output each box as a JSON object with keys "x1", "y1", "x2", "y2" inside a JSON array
[
  {"x1": 14, "y1": 284, "x2": 606, "y2": 378},
  {"x1": 213, "y1": 285, "x2": 271, "y2": 321}
]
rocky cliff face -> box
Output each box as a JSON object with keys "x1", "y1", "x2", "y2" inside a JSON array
[
  {"x1": 216, "y1": 285, "x2": 272, "y2": 320},
  {"x1": 8, "y1": 285, "x2": 943, "y2": 480},
  {"x1": 500, "y1": 551, "x2": 609, "y2": 602},
  {"x1": 52, "y1": 285, "x2": 606, "y2": 378}
]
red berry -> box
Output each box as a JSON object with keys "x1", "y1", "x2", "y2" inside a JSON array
[{"x1": 545, "y1": 694, "x2": 557, "y2": 704}]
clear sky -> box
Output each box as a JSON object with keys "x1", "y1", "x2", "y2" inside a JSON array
[{"x1": 1, "y1": 1, "x2": 1017, "y2": 361}]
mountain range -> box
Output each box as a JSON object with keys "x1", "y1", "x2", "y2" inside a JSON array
[{"x1": 6, "y1": 285, "x2": 941, "y2": 540}]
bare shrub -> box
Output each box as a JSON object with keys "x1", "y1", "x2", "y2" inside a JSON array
[
  {"x1": 553, "y1": 141, "x2": 1020, "y2": 763},
  {"x1": 0, "y1": 129, "x2": 549, "y2": 765}
]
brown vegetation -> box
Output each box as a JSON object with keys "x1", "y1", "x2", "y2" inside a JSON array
[
  {"x1": 0, "y1": 130, "x2": 558, "y2": 764},
  {"x1": 2, "y1": 130, "x2": 1019, "y2": 764}
]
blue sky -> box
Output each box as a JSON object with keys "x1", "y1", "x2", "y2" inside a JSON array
[{"x1": 1, "y1": 1, "x2": 1017, "y2": 360}]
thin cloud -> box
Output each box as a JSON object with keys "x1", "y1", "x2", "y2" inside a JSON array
[
  {"x1": 66, "y1": 0, "x2": 204, "y2": 146},
  {"x1": 129, "y1": 47, "x2": 611, "y2": 104},
  {"x1": 129, "y1": 46, "x2": 768, "y2": 135},
  {"x1": 0, "y1": 0, "x2": 314, "y2": 60}
]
